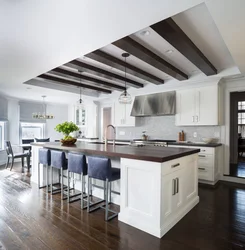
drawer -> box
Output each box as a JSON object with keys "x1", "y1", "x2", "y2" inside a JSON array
[
  {"x1": 162, "y1": 154, "x2": 196, "y2": 176},
  {"x1": 198, "y1": 166, "x2": 213, "y2": 181},
  {"x1": 189, "y1": 146, "x2": 214, "y2": 155},
  {"x1": 198, "y1": 154, "x2": 214, "y2": 167}
]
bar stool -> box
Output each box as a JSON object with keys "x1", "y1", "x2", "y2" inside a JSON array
[
  {"x1": 38, "y1": 148, "x2": 51, "y2": 191},
  {"x1": 87, "y1": 156, "x2": 120, "y2": 221},
  {"x1": 50, "y1": 150, "x2": 68, "y2": 199},
  {"x1": 67, "y1": 153, "x2": 87, "y2": 208}
]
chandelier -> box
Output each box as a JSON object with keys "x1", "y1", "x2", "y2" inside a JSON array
[
  {"x1": 118, "y1": 53, "x2": 132, "y2": 104},
  {"x1": 32, "y1": 95, "x2": 54, "y2": 119}
]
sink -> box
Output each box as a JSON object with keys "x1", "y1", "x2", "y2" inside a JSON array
[{"x1": 88, "y1": 142, "x2": 129, "y2": 146}]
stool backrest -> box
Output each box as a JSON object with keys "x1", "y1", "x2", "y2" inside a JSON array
[
  {"x1": 87, "y1": 156, "x2": 111, "y2": 181},
  {"x1": 5, "y1": 141, "x2": 13, "y2": 157},
  {"x1": 39, "y1": 148, "x2": 51, "y2": 165},
  {"x1": 51, "y1": 150, "x2": 66, "y2": 169},
  {"x1": 68, "y1": 153, "x2": 87, "y2": 175}
]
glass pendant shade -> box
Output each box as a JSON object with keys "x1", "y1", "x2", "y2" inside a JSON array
[{"x1": 118, "y1": 90, "x2": 132, "y2": 104}]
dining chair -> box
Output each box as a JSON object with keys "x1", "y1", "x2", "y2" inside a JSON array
[
  {"x1": 22, "y1": 139, "x2": 34, "y2": 154},
  {"x1": 5, "y1": 141, "x2": 31, "y2": 171}
]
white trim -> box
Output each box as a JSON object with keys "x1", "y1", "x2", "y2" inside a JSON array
[{"x1": 223, "y1": 79, "x2": 245, "y2": 175}]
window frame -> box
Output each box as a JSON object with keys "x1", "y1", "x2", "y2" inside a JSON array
[{"x1": 20, "y1": 122, "x2": 45, "y2": 141}]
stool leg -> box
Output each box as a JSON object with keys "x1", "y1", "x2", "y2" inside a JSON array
[
  {"x1": 73, "y1": 173, "x2": 75, "y2": 190},
  {"x1": 51, "y1": 166, "x2": 53, "y2": 195},
  {"x1": 109, "y1": 182, "x2": 112, "y2": 203},
  {"x1": 67, "y1": 171, "x2": 70, "y2": 203},
  {"x1": 61, "y1": 167, "x2": 64, "y2": 200},
  {"x1": 38, "y1": 163, "x2": 40, "y2": 189},
  {"x1": 105, "y1": 178, "x2": 109, "y2": 221},
  {"x1": 46, "y1": 164, "x2": 49, "y2": 193},
  {"x1": 81, "y1": 173, "x2": 84, "y2": 209},
  {"x1": 87, "y1": 177, "x2": 90, "y2": 212}
]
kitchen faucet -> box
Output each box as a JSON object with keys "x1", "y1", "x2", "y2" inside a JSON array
[{"x1": 104, "y1": 124, "x2": 116, "y2": 146}]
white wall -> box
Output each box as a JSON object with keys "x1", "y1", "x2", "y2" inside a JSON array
[{"x1": 45, "y1": 104, "x2": 68, "y2": 141}]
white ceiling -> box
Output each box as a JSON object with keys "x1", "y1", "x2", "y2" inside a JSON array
[{"x1": 0, "y1": 0, "x2": 244, "y2": 104}]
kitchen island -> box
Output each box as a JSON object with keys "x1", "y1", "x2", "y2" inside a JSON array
[{"x1": 31, "y1": 141, "x2": 200, "y2": 238}]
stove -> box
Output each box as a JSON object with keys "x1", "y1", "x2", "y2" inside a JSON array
[{"x1": 130, "y1": 140, "x2": 176, "y2": 147}]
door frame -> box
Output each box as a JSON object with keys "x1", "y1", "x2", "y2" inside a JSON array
[{"x1": 100, "y1": 102, "x2": 114, "y2": 140}]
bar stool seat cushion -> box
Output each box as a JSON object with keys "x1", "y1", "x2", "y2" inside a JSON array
[
  {"x1": 68, "y1": 153, "x2": 87, "y2": 175},
  {"x1": 111, "y1": 167, "x2": 120, "y2": 181},
  {"x1": 39, "y1": 148, "x2": 51, "y2": 165},
  {"x1": 87, "y1": 156, "x2": 120, "y2": 181},
  {"x1": 51, "y1": 151, "x2": 68, "y2": 170}
]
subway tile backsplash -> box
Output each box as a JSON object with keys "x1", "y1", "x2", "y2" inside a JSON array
[{"x1": 116, "y1": 116, "x2": 222, "y2": 142}]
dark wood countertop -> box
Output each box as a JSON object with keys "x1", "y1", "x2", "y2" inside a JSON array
[{"x1": 32, "y1": 142, "x2": 200, "y2": 163}]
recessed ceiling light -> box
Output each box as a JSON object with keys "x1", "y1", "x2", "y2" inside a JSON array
[
  {"x1": 191, "y1": 70, "x2": 198, "y2": 73},
  {"x1": 26, "y1": 87, "x2": 32, "y2": 90},
  {"x1": 165, "y1": 50, "x2": 174, "y2": 54},
  {"x1": 140, "y1": 30, "x2": 150, "y2": 36}
]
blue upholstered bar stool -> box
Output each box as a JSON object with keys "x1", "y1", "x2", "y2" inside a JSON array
[
  {"x1": 67, "y1": 153, "x2": 88, "y2": 208},
  {"x1": 50, "y1": 150, "x2": 68, "y2": 199},
  {"x1": 38, "y1": 148, "x2": 51, "y2": 191},
  {"x1": 87, "y1": 156, "x2": 120, "y2": 221}
]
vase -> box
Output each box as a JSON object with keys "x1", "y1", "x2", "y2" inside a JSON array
[{"x1": 60, "y1": 138, "x2": 77, "y2": 146}]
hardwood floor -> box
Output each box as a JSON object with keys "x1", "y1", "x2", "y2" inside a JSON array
[{"x1": 1, "y1": 164, "x2": 245, "y2": 249}]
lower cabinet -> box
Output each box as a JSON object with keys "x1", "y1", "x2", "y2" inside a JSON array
[{"x1": 168, "y1": 145, "x2": 222, "y2": 185}]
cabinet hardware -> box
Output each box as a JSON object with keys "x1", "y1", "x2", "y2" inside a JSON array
[
  {"x1": 192, "y1": 116, "x2": 194, "y2": 122},
  {"x1": 196, "y1": 115, "x2": 199, "y2": 122},
  {"x1": 175, "y1": 178, "x2": 179, "y2": 194},
  {"x1": 198, "y1": 167, "x2": 206, "y2": 170},
  {"x1": 198, "y1": 155, "x2": 206, "y2": 158},
  {"x1": 172, "y1": 179, "x2": 176, "y2": 195},
  {"x1": 171, "y1": 163, "x2": 180, "y2": 168}
]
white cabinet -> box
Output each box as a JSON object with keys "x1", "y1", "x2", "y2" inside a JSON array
[
  {"x1": 176, "y1": 85, "x2": 220, "y2": 126},
  {"x1": 168, "y1": 144, "x2": 222, "y2": 185},
  {"x1": 114, "y1": 98, "x2": 135, "y2": 127}
]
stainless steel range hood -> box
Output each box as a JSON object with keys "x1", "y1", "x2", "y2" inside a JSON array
[{"x1": 131, "y1": 91, "x2": 176, "y2": 117}]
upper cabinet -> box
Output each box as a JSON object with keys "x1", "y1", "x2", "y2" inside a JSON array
[
  {"x1": 175, "y1": 84, "x2": 222, "y2": 126},
  {"x1": 114, "y1": 97, "x2": 135, "y2": 127}
]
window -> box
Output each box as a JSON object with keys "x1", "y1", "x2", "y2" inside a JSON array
[
  {"x1": 238, "y1": 101, "x2": 245, "y2": 125},
  {"x1": 0, "y1": 121, "x2": 4, "y2": 150},
  {"x1": 20, "y1": 123, "x2": 44, "y2": 140}
]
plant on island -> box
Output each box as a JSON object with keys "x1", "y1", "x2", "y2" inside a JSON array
[{"x1": 54, "y1": 121, "x2": 79, "y2": 140}]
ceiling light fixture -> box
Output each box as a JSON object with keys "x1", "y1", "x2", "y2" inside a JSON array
[
  {"x1": 140, "y1": 30, "x2": 150, "y2": 36},
  {"x1": 32, "y1": 95, "x2": 54, "y2": 119},
  {"x1": 165, "y1": 49, "x2": 174, "y2": 54},
  {"x1": 118, "y1": 53, "x2": 132, "y2": 104},
  {"x1": 77, "y1": 70, "x2": 84, "y2": 107}
]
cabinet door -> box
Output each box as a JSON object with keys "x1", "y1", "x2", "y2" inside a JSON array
[
  {"x1": 195, "y1": 85, "x2": 218, "y2": 125},
  {"x1": 175, "y1": 90, "x2": 195, "y2": 126}
]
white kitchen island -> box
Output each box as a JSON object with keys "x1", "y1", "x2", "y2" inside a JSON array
[{"x1": 31, "y1": 142, "x2": 199, "y2": 238}]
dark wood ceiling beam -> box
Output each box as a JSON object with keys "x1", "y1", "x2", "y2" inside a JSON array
[
  {"x1": 112, "y1": 37, "x2": 188, "y2": 81},
  {"x1": 86, "y1": 50, "x2": 164, "y2": 85},
  {"x1": 49, "y1": 67, "x2": 125, "y2": 91},
  {"x1": 65, "y1": 60, "x2": 143, "y2": 88},
  {"x1": 150, "y1": 18, "x2": 217, "y2": 76},
  {"x1": 37, "y1": 74, "x2": 111, "y2": 94}
]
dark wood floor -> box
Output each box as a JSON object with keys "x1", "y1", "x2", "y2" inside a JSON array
[{"x1": 1, "y1": 164, "x2": 245, "y2": 249}]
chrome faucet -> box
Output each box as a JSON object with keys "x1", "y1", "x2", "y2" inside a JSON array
[{"x1": 105, "y1": 124, "x2": 116, "y2": 146}]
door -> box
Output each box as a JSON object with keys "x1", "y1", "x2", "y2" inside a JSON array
[
  {"x1": 196, "y1": 85, "x2": 218, "y2": 125},
  {"x1": 102, "y1": 107, "x2": 113, "y2": 139},
  {"x1": 176, "y1": 90, "x2": 195, "y2": 126}
]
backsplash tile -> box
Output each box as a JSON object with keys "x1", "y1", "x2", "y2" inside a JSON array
[{"x1": 116, "y1": 116, "x2": 221, "y2": 142}]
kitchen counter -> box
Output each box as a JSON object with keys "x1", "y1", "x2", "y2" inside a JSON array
[
  {"x1": 32, "y1": 141, "x2": 200, "y2": 163},
  {"x1": 31, "y1": 141, "x2": 199, "y2": 238},
  {"x1": 168, "y1": 142, "x2": 222, "y2": 147}
]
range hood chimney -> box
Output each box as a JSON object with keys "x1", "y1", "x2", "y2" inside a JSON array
[{"x1": 130, "y1": 91, "x2": 176, "y2": 117}]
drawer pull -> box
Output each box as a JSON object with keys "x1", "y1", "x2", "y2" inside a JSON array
[
  {"x1": 175, "y1": 178, "x2": 179, "y2": 194},
  {"x1": 198, "y1": 155, "x2": 206, "y2": 158},
  {"x1": 171, "y1": 163, "x2": 180, "y2": 168},
  {"x1": 198, "y1": 167, "x2": 206, "y2": 170},
  {"x1": 172, "y1": 179, "x2": 176, "y2": 195}
]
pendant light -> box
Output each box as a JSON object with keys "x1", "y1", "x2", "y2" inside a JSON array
[
  {"x1": 32, "y1": 95, "x2": 54, "y2": 119},
  {"x1": 77, "y1": 70, "x2": 84, "y2": 107},
  {"x1": 118, "y1": 53, "x2": 132, "y2": 104}
]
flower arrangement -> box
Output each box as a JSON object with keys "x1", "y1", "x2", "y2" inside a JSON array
[{"x1": 55, "y1": 121, "x2": 79, "y2": 144}]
